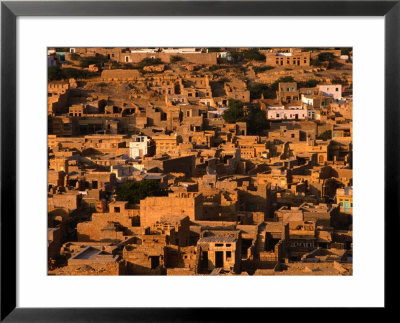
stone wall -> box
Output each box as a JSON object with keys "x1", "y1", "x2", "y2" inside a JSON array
[
  {"x1": 121, "y1": 52, "x2": 217, "y2": 65},
  {"x1": 140, "y1": 193, "x2": 204, "y2": 227}
]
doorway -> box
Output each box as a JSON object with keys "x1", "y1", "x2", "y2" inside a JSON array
[
  {"x1": 150, "y1": 256, "x2": 160, "y2": 269},
  {"x1": 215, "y1": 251, "x2": 223, "y2": 268},
  {"x1": 242, "y1": 239, "x2": 252, "y2": 257},
  {"x1": 201, "y1": 251, "x2": 208, "y2": 270}
]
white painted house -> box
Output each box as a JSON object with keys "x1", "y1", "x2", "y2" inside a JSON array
[
  {"x1": 318, "y1": 84, "x2": 342, "y2": 100},
  {"x1": 266, "y1": 105, "x2": 307, "y2": 120},
  {"x1": 129, "y1": 135, "x2": 151, "y2": 158}
]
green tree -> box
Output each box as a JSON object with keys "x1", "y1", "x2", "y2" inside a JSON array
[
  {"x1": 205, "y1": 48, "x2": 220, "y2": 52},
  {"x1": 328, "y1": 60, "x2": 344, "y2": 69},
  {"x1": 302, "y1": 79, "x2": 318, "y2": 88},
  {"x1": 247, "y1": 82, "x2": 271, "y2": 100},
  {"x1": 54, "y1": 47, "x2": 70, "y2": 52},
  {"x1": 270, "y1": 76, "x2": 295, "y2": 91},
  {"x1": 341, "y1": 48, "x2": 352, "y2": 55},
  {"x1": 227, "y1": 51, "x2": 242, "y2": 63},
  {"x1": 222, "y1": 99, "x2": 245, "y2": 123},
  {"x1": 318, "y1": 52, "x2": 335, "y2": 62},
  {"x1": 79, "y1": 53, "x2": 108, "y2": 68},
  {"x1": 246, "y1": 107, "x2": 268, "y2": 134},
  {"x1": 222, "y1": 100, "x2": 267, "y2": 134},
  {"x1": 69, "y1": 53, "x2": 80, "y2": 61},
  {"x1": 242, "y1": 48, "x2": 266, "y2": 61},
  {"x1": 48, "y1": 66, "x2": 98, "y2": 81},
  {"x1": 318, "y1": 130, "x2": 332, "y2": 140},
  {"x1": 170, "y1": 55, "x2": 184, "y2": 63},
  {"x1": 253, "y1": 66, "x2": 274, "y2": 74},
  {"x1": 138, "y1": 57, "x2": 162, "y2": 69},
  {"x1": 115, "y1": 180, "x2": 168, "y2": 204},
  {"x1": 48, "y1": 66, "x2": 64, "y2": 81},
  {"x1": 310, "y1": 58, "x2": 322, "y2": 67}
]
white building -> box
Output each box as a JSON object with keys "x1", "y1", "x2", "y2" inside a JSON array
[
  {"x1": 266, "y1": 105, "x2": 307, "y2": 120},
  {"x1": 317, "y1": 84, "x2": 342, "y2": 100},
  {"x1": 129, "y1": 135, "x2": 151, "y2": 158},
  {"x1": 302, "y1": 95, "x2": 315, "y2": 106}
]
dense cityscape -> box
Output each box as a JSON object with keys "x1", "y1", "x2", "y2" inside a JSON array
[{"x1": 47, "y1": 47, "x2": 352, "y2": 275}]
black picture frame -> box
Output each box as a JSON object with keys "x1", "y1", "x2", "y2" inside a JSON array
[{"x1": 1, "y1": 0, "x2": 397, "y2": 321}]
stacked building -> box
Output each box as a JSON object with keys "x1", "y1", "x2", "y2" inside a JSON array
[{"x1": 48, "y1": 47, "x2": 353, "y2": 275}]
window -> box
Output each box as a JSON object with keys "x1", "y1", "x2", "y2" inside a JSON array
[
  {"x1": 226, "y1": 251, "x2": 231, "y2": 259},
  {"x1": 114, "y1": 207, "x2": 120, "y2": 213},
  {"x1": 215, "y1": 243, "x2": 223, "y2": 247},
  {"x1": 336, "y1": 88, "x2": 339, "y2": 91},
  {"x1": 339, "y1": 202, "x2": 343, "y2": 207}
]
